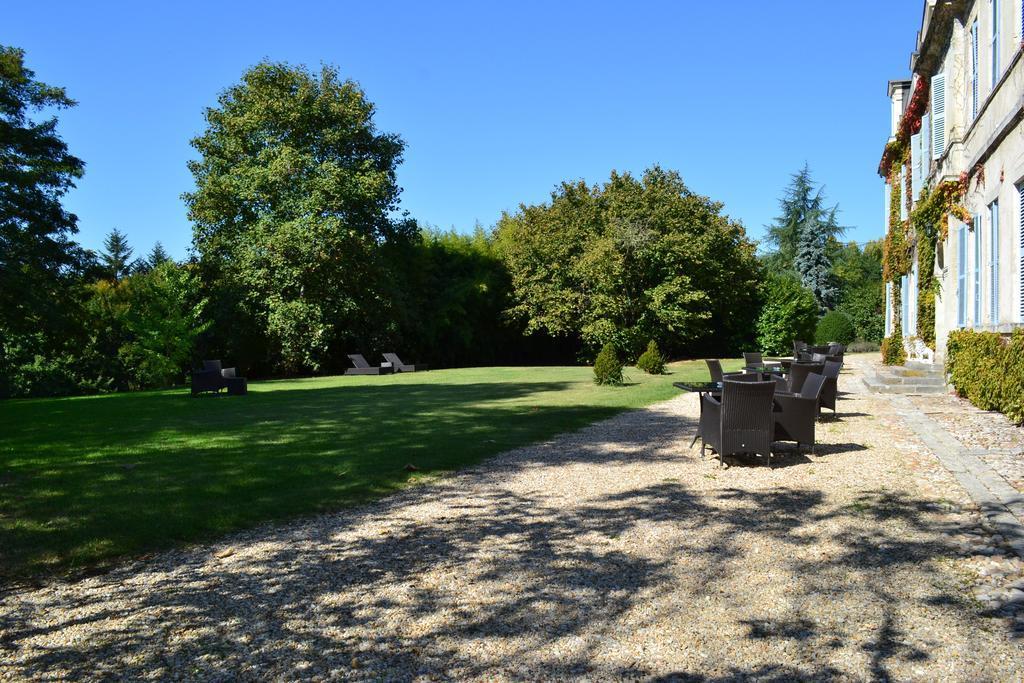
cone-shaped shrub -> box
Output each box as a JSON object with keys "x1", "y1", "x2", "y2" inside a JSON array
[
  {"x1": 636, "y1": 340, "x2": 666, "y2": 375},
  {"x1": 593, "y1": 343, "x2": 624, "y2": 385}
]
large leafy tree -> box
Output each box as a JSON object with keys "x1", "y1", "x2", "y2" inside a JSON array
[
  {"x1": 0, "y1": 46, "x2": 89, "y2": 397},
  {"x1": 0, "y1": 47, "x2": 86, "y2": 335},
  {"x1": 185, "y1": 61, "x2": 411, "y2": 373},
  {"x1": 764, "y1": 165, "x2": 844, "y2": 308},
  {"x1": 833, "y1": 240, "x2": 884, "y2": 342},
  {"x1": 495, "y1": 166, "x2": 762, "y2": 359}
]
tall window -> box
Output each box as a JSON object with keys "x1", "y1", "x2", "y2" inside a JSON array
[
  {"x1": 975, "y1": 216, "x2": 982, "y2": 326},
  {"x1": 958, "y1": 223, "x2": 968, "y2": 327},
  {"x1": 1019, "y1": 184, "x2": 1024, "y2": 323},
  {"x1": 971, "y1": 20, "x2": 979, "y2": 118},
  {"x1": 991, "y1": 0, "x2": 1001, "y2": 87},
  {"x1": 991, "y1": 200, "x2": 1000, "y2": 323},
  {"x1": 932, "y1": 74, "x2": 946, "y2": 159}
]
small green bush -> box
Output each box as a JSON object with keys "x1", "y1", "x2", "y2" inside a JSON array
[
  {"x1": 847, "y1": 340, "x2": 880, "y2": 353},
  {"x1": 755, "y1": 273, "x2": 818, "y2": 355},
  {"x1": 815, "y1": 311, "x2": 855, "y2": 346},
  {"x1": 880, "y1": 335, "x2": 905, "y2": 366},
  {"x1": 593, "y1": 343, "x2": 624, "y2": 385},
  {"x1": 636, "y1": 340, "x2": 666, "y2": 375}
]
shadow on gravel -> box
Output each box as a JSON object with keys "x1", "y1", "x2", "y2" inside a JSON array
[{"x1": 2, "y1": 430, "x2": 989, "y2": 680}]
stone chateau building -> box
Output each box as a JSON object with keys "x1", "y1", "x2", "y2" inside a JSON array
[{"x1": 881, "y1": 0, "x2": 1024, "y2": 363}]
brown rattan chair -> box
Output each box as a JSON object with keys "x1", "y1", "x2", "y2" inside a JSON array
[
  {"x1": 819, "y1": 360, "x2": 843, "y2": 413},
  {"x1": 705, "y1": 359, "x2": 743, "y2": 383},
  {"x1": 700, "y1": 379, "x2": 777, "y2": 467},
  {"x1": 787, "y1": 362, "x2": 825, "y2": 394},
  {"x1": 773, "y1": 372, "x2": 826, "y2": 455}
]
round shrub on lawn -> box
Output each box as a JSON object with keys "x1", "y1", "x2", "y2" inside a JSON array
[
  {"x1": 593, "y1": 343, "x2": 624, "y2": 385},
  {"x1": 636, "y1": 340, "x2": 666, "y2": 375},
  {"x1": 815, "y1": 310, "x2": 855, "y2": 346}
]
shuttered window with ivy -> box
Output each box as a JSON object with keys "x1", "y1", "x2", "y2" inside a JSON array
[{"x1": 932, "y1": 74, "x2": 946, "y2": 159}]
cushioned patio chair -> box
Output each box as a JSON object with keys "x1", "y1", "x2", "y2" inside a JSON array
[
  {"x1": 345, "y1": 354, "x2": 393, "y2": 376},
  {"x1": 773, "y1": 372, "x2": 826, "y2": 456},
  {"x1": 700, "y1": 379, "x2": 777, "y2": 467},
  {"x1": 191, "y1": 360, "x2": 246, "y2": 396},
  {"x1": 819, "y1": 360, "x2": 843, "y2": 414},
  {"x1": 786, "y1": 361, "x2": 825, "y2": 394},
  {"x1": 382, "y1": 353, "x2": 428, "y2": 372}
]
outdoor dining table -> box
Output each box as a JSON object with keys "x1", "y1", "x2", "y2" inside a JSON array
[
  {"x1": 743, "y1": 364, "x2": 789, "y2": 375},
  {"x1": 673, "y1": 381, "x2": 722, "y2": 447}
]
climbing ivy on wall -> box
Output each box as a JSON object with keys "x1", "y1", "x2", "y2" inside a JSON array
[{"x1": 879, "y1": 73, "x2": 970, "y2": 363}]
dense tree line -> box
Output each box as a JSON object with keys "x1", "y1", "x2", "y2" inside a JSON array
[{"x1": 1, "y1": 48, "x2": 882, "y2": 398}]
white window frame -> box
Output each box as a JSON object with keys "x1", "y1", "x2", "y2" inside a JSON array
[
  {"x1": 958, "y1": 223, "x2": 968, "y2": 327},
  {"x1": 971, "y1": 19, "x2": 980, "y2": 119},
  {"x1": 975, "y1": 216, "x2": 982, "y2": 326},
  {"x1": 991, "y1": 0, "x2": 1001, "y2": 87},
  {"x1": 991, "y1": 199, "x2": 1000, "y2": 324}
]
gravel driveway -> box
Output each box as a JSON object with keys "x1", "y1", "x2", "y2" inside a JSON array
[{"x1": 2, "y1": 362, "x2": 1023, "y2": 681}]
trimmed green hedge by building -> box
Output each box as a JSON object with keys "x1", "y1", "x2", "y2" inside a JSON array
[{"x1": 947, "y1": 329, "x2": 1024, "y2": 423}]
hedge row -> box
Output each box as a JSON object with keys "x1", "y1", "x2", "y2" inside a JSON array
[{"x1": 946, "y1": 329, "x2": 1024, "y2": 423}]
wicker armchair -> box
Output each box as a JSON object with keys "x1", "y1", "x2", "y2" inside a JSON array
[
  {"x1": 191, "y1": 360, "x2": 247, "y2": 396},
  {"x1": 774, "y1": 372, "x2": 826, "y2": 455},
  {"x1": 700, "y1": 380, "x2": 777, "y2": 467},
  {"x1": 787, "y1": 362, "x2": 825, "y2": 394},
  {"x1": 705, "y1": 359, "x2": 744, "y2": 383},
  {"x1": 819, "y1": 360, "x2": 843, "y2": 413}
]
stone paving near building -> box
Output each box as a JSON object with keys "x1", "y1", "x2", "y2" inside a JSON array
[
  {"x1": 1, "y1": 357, "x2": 1024, "y2": 680},
  {"x1": 908, "y1": 393, "x2": 1024, "y2": 494}
]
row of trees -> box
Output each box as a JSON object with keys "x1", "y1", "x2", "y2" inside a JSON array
[
  {"x1": 1, "y1": 46, "x2": 883, "y2": 398},
  {"x1": 757, "y1": 166, "x2": 884, "y2": 353}
]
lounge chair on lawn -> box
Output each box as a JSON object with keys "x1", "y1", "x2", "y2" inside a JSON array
[
  {"x1": 382, "y1": 353, "x2": 428, "y2": 372},
  {"x1": 191, "y1": 360, "x2": 247, "y2": 396},
  {"x1": 345, "y1": 354, "x2": 393, "y2": 376}
]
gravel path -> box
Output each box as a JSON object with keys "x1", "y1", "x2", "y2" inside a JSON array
[{"x1": 2, "y1": 361, "x2": 1024, "y2": 681}]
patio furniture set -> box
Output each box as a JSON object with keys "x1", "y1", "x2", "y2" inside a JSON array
[
  {"x1": 190, "y1": 352, "x2": 428, "y2": 396},
  {"x1": 190, "y1": 360, "x2": 248, "y2": 397},
  {"x1": 675, "y1": 342, "x2": 845, "y2": 468},
  {"x1": 344, "y1": 353, "x2": 428, "y2": 375}
]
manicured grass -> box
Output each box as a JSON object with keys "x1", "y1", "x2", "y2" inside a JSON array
[{"x1": 0, "y1": 359, "x2": 741, "y2": 580}]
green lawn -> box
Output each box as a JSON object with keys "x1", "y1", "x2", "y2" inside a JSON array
[{"x1": 0, "y1": 359, "x2": 740, "y2": 581}]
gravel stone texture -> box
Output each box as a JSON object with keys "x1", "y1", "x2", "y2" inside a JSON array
[
  {"x1": 907, "y1": 392, "x2": 1024, "y2": 494},
  {"x1": 2, "y1": 359, "x2": 1023, "y2": 681}
]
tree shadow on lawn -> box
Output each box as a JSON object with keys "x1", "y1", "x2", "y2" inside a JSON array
[
  {"x1": 0, "y1": 379, "x2": 688, "y2": 582},
  {"x1": 1, "y1": 460, "x2": 999, "y2": 679}
]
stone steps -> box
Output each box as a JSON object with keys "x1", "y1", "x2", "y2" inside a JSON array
[{"x1": 862, "y1": 362, "x2": 947, "y2": 395}]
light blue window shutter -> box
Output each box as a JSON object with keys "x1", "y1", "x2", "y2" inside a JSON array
[
  {"x1": 991, "y1": 200, "x2": 1000, "y2": 323},
  {"x1": 975, "y1": 216, "x2": 982, "y2": 326},
  {"x1": 958, "y1": 224, "x2": 967, "y2": 327},
  {"x1": 911, "y1": 132, "x2": 923, "y2": 198},
  {"x1": 972, "y1": 20, "x2": 979, "y2": 118},
  {"x1": 920, "y1": 113, "x2": 930, "y2": 178},
  {"x1": 900, "y1": 169, "x2": 909, "y2": 221},
  {"x1": 932, "y1": 74, "x2": 946, "y2": 159},
  {"x1": 1019, "y1": 185, "x2": 1024, "y2": 323},
  {"x1": 902, "y1": 274, "x2": 910, "y2": 333},
  {"x1": 885, "y1": 282, "x2": 893, "y2": 336}
]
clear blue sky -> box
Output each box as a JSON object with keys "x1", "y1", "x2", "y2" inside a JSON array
[{"x1": 8, "y1": 1, "x2": 922, "y2": 259}]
